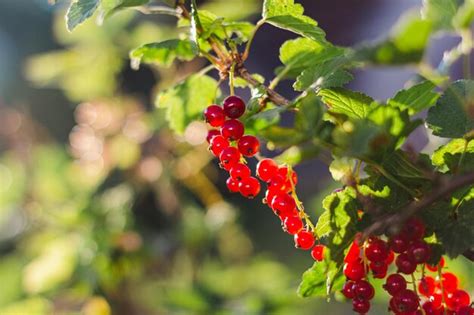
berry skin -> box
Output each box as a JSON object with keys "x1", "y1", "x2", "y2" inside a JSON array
[
  {"x1": 342, "y1": 280, "x2": 356, "y2": 299},
  {"x1": 278, "y1": 166, "x2": 298, "y2": 186},
  {"x1": 219, "y1": 147, "x2": 241, "y2": 170},
  {"x1": 209, "y1": 135, "x2": 229, "y2": 156},
  {"x1": 352, "y1": 298, "x2": 371, "y2": 314},
  {"x1": 396, "y1": 252, "x2": 417, "y2": 274},
  {"x1": 365, "y1": 238, "x2": 389, "y2": 262},
  {"x1": 256, "y1": 158, "x2": 278, "y2": 182},
  {"x1": 445, "y1": 290, "x2": 471, "y2": 311},
  {"x1": 204, "y1": 105, "x2": 225, "y2": 127},
  {"x1": 237, "y1": 135, "x2": 260, "y2": 157},
  {"x1": 457, "y1": 306, "x2": 474, "y2": 315},
  {"x1": 408, "y1": 240, "x2": 431, "y2": 264},
  {"x1": 311, "y1": 244, "x2": 325, "y2": 261},
  {"x1": 229, "y1": 163, "x2": 251, "y2": 181},
  {"x1": 264, "y1": 189, "x2": 277, "y2": 206},
  {"x1": 206, "y1": 129, "x2": 220, "y2": 143},
  {"x1": 226, "y1": 177, "x2": 239, "y2": 193},
  {"x1": 223, "y1": 95, "x2": 246, "y2": 118},
  {"x1": 440, "y1": 272, "x2": 459, "y2": 293},
  {"x1": 385, "y1": 251, "x2": 395, "y2": 265},
  {"x1": 418, "y1": 276, "x2": 436, "y2": 297},
  {"x1": 369, "y1": 261, "x2": 388, "y2": 279},
  {"x1": 422, "y1": 301, "x2": 444, "y2": 315},
  {"x1": 283, "y1": 216, "x2": 303, "y2": 235},
  {"x1": 384, "y1": 274, "x2": 407, "y2": 296},
  {"x1": 238, "y1": 176, "x2": 261, "y2": 198},
  {"x1": 345, "y1": 241, "x2": 362, "y2": 263},
  {"x1": 353, "y1": 280, "x2": 375, "y2": 300},
  {"x1": 271, "y1": 193, "x2": 297, "y2": 216},
  {"x1": 391, "y1": 289, "x2": 419, "y2": 313},
  {"x1": 402, "y1": 217, "x2": 426, "y2": 241},
  {"x1": 221, "y1": 119, "x2": 244, "y2": 141},
  {"x1": 268, "y1": 174, "x2": 290, "y2": 193},
  {"x1": 389, "y1": 233, "x2": 410, "y2": 254},
  {"x1": 294, "y1": 230, "x2": 315, "y2": 250},
  {"x1": 343, "y1": 259, "x2": 366, "y2": 281},
  {"x1": 426, "y1": 256, "x2": 445, "y2": 272}
]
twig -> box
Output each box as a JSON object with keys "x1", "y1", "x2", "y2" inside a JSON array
[
  {"x1": 362, "y1": 171, "x2": 474, "y2": 240},
  {"x1": 237, "y1": 67, "x2": 290, "y2": 106}
]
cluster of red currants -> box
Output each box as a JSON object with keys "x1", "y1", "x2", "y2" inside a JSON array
[
  {"x1": 204, "y1": 96, "x2": 472, "y2": 315},
  {"x1": 204, "y1": 95, "x2": 324, "y2": 261},
  {"x1": 341, "y1": 218, "x2": 472, "y2": 314}
]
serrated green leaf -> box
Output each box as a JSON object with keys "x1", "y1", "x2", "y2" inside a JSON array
[
  {"x1": 262, "y1": 0, "x2": 327, "y2": 43},
  {"x1": 422, "y1": 0, "x2": 462, "y2": 31},
  {"x1": 130, "y1": 39, "x2": 197, "y2": 69},
  {"x1": 295, "y1": 92, "x2": 323, "y2": 134},
  {"x1": 319, "y1": 88, "x2": 374, "y2": 119},
  {"x1": 259, "y1": 126, "x2": 304, "y2": 147},
  {"x1": 354, "y1": 13, "x2": 432, "y2": 65},
  {"x1": 66, "y1": 0, "x2": 100, "y2": 31},
  {"x1": 388, "y1": 80, "x2": 439, "y2": 114},
  {"x1": 294, "y1": 60, "x2": 353, "y2": 92},
  {"x1": 155, "y1": 74, "x2": 219, "y2": 134},
  {"x1": 427, "y1": 80, "x2": 474, "y2": 138},
  {"x1": 432, "y1": 138, "x2": 474, "y2": 172},
  {"x1": 277, "y1": 38, "x2": 342, "y2": 79},
  {"x1": 298, "y1": 255, "x2": 344, "y2": 298}
]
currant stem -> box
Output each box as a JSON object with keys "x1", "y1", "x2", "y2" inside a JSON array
[
  {"x1": 229, "y1": 62, "x2": 236, "y2": 96},
  {"x1": 242, "y1": 19, "x2": 265, "y2": 61}
]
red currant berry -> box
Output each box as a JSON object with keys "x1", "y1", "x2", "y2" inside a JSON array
[
  {"x1": 294, "y1": 230, "x2": 315, "y2": 250},
  {"x1": 365, "y1": 238, "x2": 389, "y2": 262},
  {"x1": 408, "y1": 240, "x2": 431, "y2": 264},
  {"x1": 226, "y1": 177, "x2": 239, "y2": 193},
  {"x1": 354, "y1": 279, "x2": 375, "y2": 300},
  {"x1": 446, "y1": 290, "x2": 471, "y2": 311},
  {"x1": 440, "y1": 272, "x2": 459, "y2": 293},
  {"x1": 386, "y1": 250, "x2": 395, "y2": 265},
  {"x1": 271, "y1": 193, "x2": 297, "y2": 216},
  {"x1": 206, "y1": 129, "x2": 220, "y2": 143},
  {"x1": 396, "y1": 252, "x2": 417, "y2": 274},
  {"x1": 209, "y1": 135, "x2": 229, "y2": 156},
  {"x1": 264, "y1": 189, "x2": 277, "y2": 206},
  {"x1": 402, "y1": 217, "x2": 426, "y2": 241},
  {"x1": 384, "y1": 274, "x2": 407, "y2": 296},
  {"x1": 345, "y1": 240, "x2": 362, "y2": 263},
  {"x1": 352, "y1": 298, "x2": 370, "y2": 314},
  {"x1": 278, "y1": 166, "x2": 298, "y2": 186},
  {"x1": 237, "y1": 135, "x2": 260, "y2": 157},
  {"x1": 283, "y1": 216, "x2": 303, "y2": 235},
  {"x1": 343, "y1": 259, "x2": 366, "y2": 281},
  {"x1": 389, "y1": 233, "x2": 410, "y2": 254},
  {"x1": 426, "y1": 256, "x2": 445, "y2": 272},
  {"x1": 256, "y1": 159, "x2": 278, "y2": 182},
  {"x1": 430, "y1": 293, "x2": 443, "y2": 310},
  {"x1": 418, "y1": 276, "x2": 436, "y2": 297},
  {"x1": 221, "y1": 119, "x2": 244, "y2": 141},
  {"x1": 311, "y1": 244, "x2": 325, "y2": 261},
  {"x1": 268, "y1": 174, "x2": 290, "y2": 192},
  {"x1": 219, "y1": 147, "x2": 241, "y2": 170},
  {"x1": 342, "y1": 280, "x2": 356, "y2": 299},
  {"x1": 369, "y1": 261, "x2": 388, "y2": 279},
  {"x1": 422, "y1": 301, "x2": 444, "y2": 315},
  {"x1": 223, "y1": 95, "x2": 246, "y2": 118},
  {"x1": 391, "y1": 289, "x2": 420, "y2": 313},
  {"x1": 204, "y1": 105, "x2": 225, "y2": 127},
  {"x1": 238, "y1": 176, "x2": 260, "y2": 198},
  {"x1": 229, "y1": 163, "x2": 251, "y2": 181}
]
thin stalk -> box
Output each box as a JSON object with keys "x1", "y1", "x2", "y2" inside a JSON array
[
  {"x1": 229, "y1": 62, "x2": 236, "y2": 95},
  {"x1": 242, "y1": 19, "x2": 265, "y2": 61}
]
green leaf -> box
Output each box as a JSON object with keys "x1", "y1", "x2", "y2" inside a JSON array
[
  {"x1": 354, "y1": 13, "x2": 432, "y2": 65},
  {"x1": 66, "y1": 0, "x2": 100, "y2": 31},
  {"x1": 155, "y1": 74, "x2": 220, "y2": 134},
  {"x1": 422, "y1": 0, "x2": 462, "y2": 31},
  {"x1": 277, "y1": 38, "x2": 343, "y2": 79},
  {"x1": 298, "y1": 253, "x2": 344, "y2": 298},
  {"x1": 453, "y1": 0, "x2": 474, "y2": 29},
  {"x1": 262, "y1": 0, "x2": 327, "y2": 43},
  {"x1": 294, "y1": 59, "x2": 353, "y2": 91},
  {"x1": 294, "y1": 91, "x2": 324, "y2": 135},
  {"x1": 259, "y1": 126, "x2": 304, "y2": 147},
  {"x1": 100, "y1": 0, "x2": 149, "y2": 19},
  {"x1": 427, "y1": 80, "x2": 474, "y2": 138},
  {"x1": 432, "y1": 138, "x2": 474, "y2": 172},
  {"x1": 329, "y1": 157, "x2": 355, "y2": 181},
  {"x1": 387, "y1": 80, "x2": 440, "y2": 114},
  {"x1": 319, "y1": 88, "x2": 374, "y2": 119},
  {"x1": 130, "y1": 39, "x2": 197, "y2": 69}
]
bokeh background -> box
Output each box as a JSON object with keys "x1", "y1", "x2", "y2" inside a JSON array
[{"x1": 0, "y1": 1, "x2": 472, "y2": 314}]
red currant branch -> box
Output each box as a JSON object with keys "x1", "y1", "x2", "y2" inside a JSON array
[{"x1": 361, "y1": 171, "x2": 474, "y2": 256}]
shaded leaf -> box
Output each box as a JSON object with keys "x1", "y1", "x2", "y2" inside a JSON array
[
  {"x1": 388, "y1": 80, "x2": 440, "y2": 114},
  {"x1": 422, "y1": 0, "x2": 462, "y2": 31},
  {"x1": 130, "y1": 39, "x2": 197, "y2": 69},
  {"x1": 100, "y1": 0, "x2": 149, "y2": 19},
  {"x1": 432, "y1": 138, "x2": 474, "y2": 172},
  {"x1": 66, "y1": 0, "x2": 100, "y2": 31}
]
